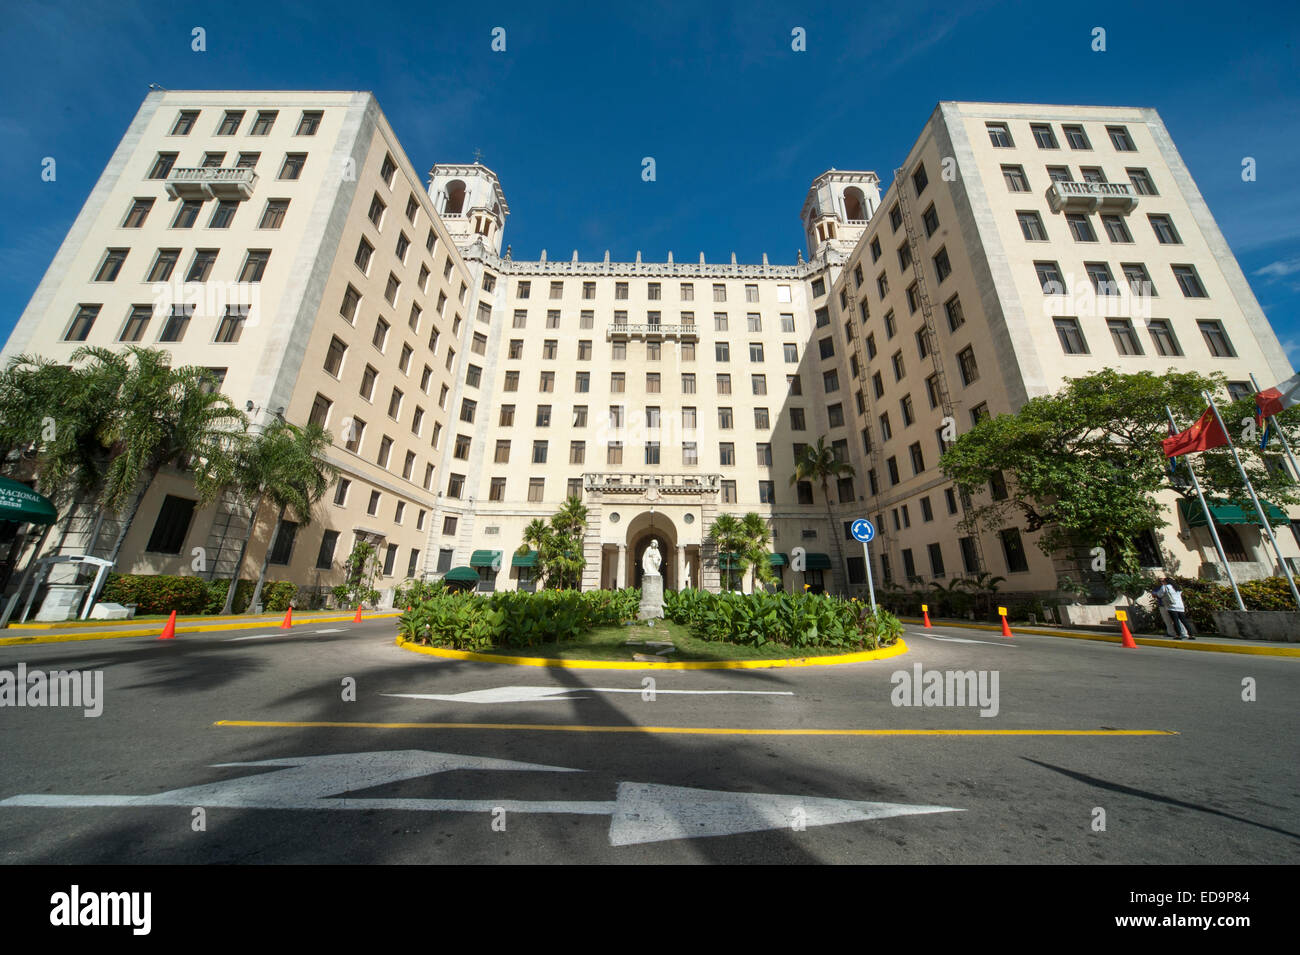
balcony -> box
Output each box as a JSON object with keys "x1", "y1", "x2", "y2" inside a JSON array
[
  {"x1": 165, "y1": 166, "x2": 259, "y2": 201},
  {"x1": 583, "y1": 472, "x2": 722, "y2": 496},
  {"x1": 1045, "y1": 180, "x2": 1137, "y2": 214},
  {"x1": 606, "y1": 322, "x2": 698, "y2": 340}
]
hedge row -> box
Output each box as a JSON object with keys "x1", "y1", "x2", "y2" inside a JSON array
[
  {"x1": 398, "y1": 588, "x2": 641, "y2": 651},
  {"x1": 101, "y1": 574, "x2": 297, "y2": 615},
  {"x1": 664, "y1": 588, "x2": 903, "y2": 650},
  {"x1": 1174, "y1": 576, "x2": 1297, "y2": 633}
]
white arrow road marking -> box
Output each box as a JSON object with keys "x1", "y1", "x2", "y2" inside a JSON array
[
  {"x1": 381, "y1": 686, "x2": 796, "y2": 704},
  {"x1": 313, "y1": 628, "x2": 349, "y2": 634},
  {"x1": 919, "y1": 634, "x2": 1017, "y2": 647},
  {"x1": 226, "y1": 633, "x2": 280, "y2": 642},
  {"x1": 0, "y1": 750, "x2": 961, "y2": 846}
]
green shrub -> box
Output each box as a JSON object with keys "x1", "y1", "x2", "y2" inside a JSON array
[
  {"x1": 678, "y1": 590, "x2": 899, "y2": 650},
  {"x1": 1238, "y1": 576, "x2": 1298, "y2": 612},
  {"x1": 398, "y1": 587, "x2": 644, "y2": 650},
  {"x1": 102, "y1": 573, "x2": 210, "y2": 615}
]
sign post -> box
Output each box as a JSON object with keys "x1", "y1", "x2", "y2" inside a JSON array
[{"x1": 850, "y1": 519, "x2": 877, "y2": 614}]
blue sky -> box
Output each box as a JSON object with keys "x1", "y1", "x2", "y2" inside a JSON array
[{"x1": 3, "y1": 0, "x2": 1299, "y2": 365}]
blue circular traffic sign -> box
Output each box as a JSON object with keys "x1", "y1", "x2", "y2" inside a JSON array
[{"x1": 851, "y1": 519, "x2": 875, "y2": 543}]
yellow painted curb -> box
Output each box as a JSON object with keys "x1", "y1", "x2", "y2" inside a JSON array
[
  {"x1": 4, "y1": 610, "x2": 369, "y2": 630},
  {"x1": 902, "y1": 618, "x2": 1300, "y2": 657},
  {"x1": 215, "y1": 719, "x2": 1177, "y2": 737},
  {"x1": 393, "y1": 634, "x2": 908, "y2": 669},
  {"x1": 0, "y1": 612, "x2": 400, "y2": 646}
]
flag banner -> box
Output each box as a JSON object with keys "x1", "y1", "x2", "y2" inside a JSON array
[
  {"x1": 1254, "y1": 371, "x2": 1300, "y2": 419},
  {"x1": 1162, "y1": 408, "x2": 1227, "y2": 458},
  {"x1": 1167, "y1": 419, "x2": 1180, "y2": 474}
]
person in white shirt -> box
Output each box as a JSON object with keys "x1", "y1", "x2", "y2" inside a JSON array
[{"x1": 1151, "y1": 577, "x2": 1194, "y2": 640}]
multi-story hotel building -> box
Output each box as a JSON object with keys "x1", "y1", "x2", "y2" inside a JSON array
[{"x1": 4, "y1": 92, "x2": 1296, "y2": 605}]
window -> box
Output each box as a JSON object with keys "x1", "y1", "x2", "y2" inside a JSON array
[
  {"x1": 752, "y1": 374, "x2": 767, "y2": 396},
  {"x1": 1172, "y1": 265, "x2": 1208, "y2": 298},
  {"x1": 380, "y1": 154, "x2": 397, "y2": 188},
  {"x1": 933, "y1": 247, "x2": 951, "y2": 283},
  {"x1": 170, "y1": 110, "x2": 198, "y2": 135},
  {"x1": 717, "y1": 374, "x2": 732, "y2": 394},
  {"x1": 1198, "y1": 321, "x2": 1236, "y2": 358},
  {"x1": 94, "y1": 248, "x2": 128, "y2": 282},
  {"x1": 1147, "y1": 319, "x2": 1183, "y2": 357},
  {"x1": 148, "y1": 152, "x2": 178, "y2": 179},
  {"x1": 1128, "y1": 168, "x2": 1157, "y2": 196},
  {"x1": 527, "y1": 478, "x2": 545, "y2": 503},
  {"x1": 796, "y1": 481, "x2": 813, "y2": 505},
  {"x1": 714, "y1": 342, "x2": 730, "y2": 363},
  {"x1": 446, "y1": 473, "x2": 465, "y2": 499},
  {"x1": 146, "y1": 495, "x2": 197, "y2": 554},
  {"x1": 912, "y1": 163, "x2": 929, "y2": 195},
  {"x1": 1085, "y1": 262, "x2": 1118, "y2": 295},
  {"x1": 387, "y1": 387, "x2": 404, "y2": 420},
  {"x1": 717, "y1": 480, "x2": 737, "y2": 503},
  {"x1": 158, "y1": 305, "x2": 193, "y2": 343},
  {"x1": 123, "y1": 198, "x2": 154, "y2": 228},
  {"x1": 536, "y1": 404, "x2": 552, "y2": 427},
  {"x1": 1108, "y1": 126, "x2": 1136, "y2": 151},
  {"x1": 643, "y1": 441, "x2": 660, "y2": 465},
  {"x1": 1122, "y1": 263, "x2": 1156, "y2": 298},
  {"x1": 1035, "y1": 261, "x2": 1066, "y2": 295},
  {"x1": 647, "y1": 341, "x2": 661, "y2": 361},
  {"x1": 531, "y1": 440, "x2": 548, "y2": 464},
  {"x1": 345, "y1": 416, "x2": 366, "y2": 453},
  {"x1": 818, "y1": 337, "x2": 835, "y2": 361},
  {"x1": 1080, "y1": 166, "x2": 1107, "y2": 183},
  {"x1": 753, "y1": 407, "x2": 771, "y2": 429},
  {"x1": 1018, "y1": 211, "x2": 1048, "y2": 241},
  {"x1": 828, "y1": 403, "x2": 845, "y2": 429},
  {"x1": 1108, "y1": 319, "x2": 1144, "y2": 356},
  {"x1": 1054, "y1": 318, "x2": 1089, "y2": 355},
  {"x1": 64, "y1": 304, "x2": 100, "y2": 342},
  {"x1": 1149, "y1": 215, "x2": 1181, "y2": 244},
  {"x1": 575, "y1": 371, "x2": 590, "y2": 393},
  {"x1": 1000, "y1": 527, "x2": 1030, "y2": 573},
  {"x1": 354, "y1": 237, "x2": 374, "y2": 274},
  {"x1": 292, "y1": 109, "x2": 323, "y2": 135},
  {"x1": 1002, "y1": 165, "x2": 1029, "y2": 192},
  {"x1": 879, "y1": 411, "x2": 893, "y2": 442},
  {"x1": 171, "y1": 200, "x2": 203, "y2": 229},
  {"x1": 887, "y1": 457, "x2": 900, "y2": 485},
  {"x1": 372, "y1": 317, "x2": 389, "y2": 351},
  {"x1": 719, "y1": 442, "x2": 735, "y2": 466},
  {"x1": 1066, "y1": 213, "x2": 1097, "y2": 242},
  {"x1": 279, "y1": 153, "x2": 306, "y2": 180},
  {"x1": 612, "y1": 341, "x2": 627, "y2": 360},
  {"x1": 249, "y1": 110, "x2": 277, "y2": 135},
  {"x1": 987, "y1": 123, "x2": 1013, "y2": 148},
  {"x1": 889, "y1": 205, "x2": 903, "y2": 232},
  {"x1": 898, "y1": 395, "x2": 913, "y2": 427},
  {"x1": 147, "y1": 249, "x2": 179, "y2": 283},
  {"x1": 119, "y1": 305, "x2": 152, "y2": 342},
  {"x1": 1031, "y1": 123, "x2": 1059, "y2": 149},
  {"x1": 718, "y1": 406, "x2": 734, "y2": 430},
  {"x1": 922, "y1": 204, "x2": 940, "y2": 237},
  {"x1": 215, "y1": 306, "x2": 248, "y2": 343},
  {"x1": 1063, "y1": 124, "x2": 1091, "y2": 150},
  {"x1": 925, "y1": 374, "x2": 941, "y2": 409},
  {"x1": 891, "y1": 351, "x2": 905, "y2": 382},
  {"x1": 682, "y1": 373, "x2": 696, "y2": 393},
  {"x1": 611, "y1": 372, "x2": 625, "y2": 393},
  {"x1": 377, "y1": 435, "x2": 395, "y2": 468},
  {"x1": 646, "y1": 372, "x2": 661, "y2": 393}
]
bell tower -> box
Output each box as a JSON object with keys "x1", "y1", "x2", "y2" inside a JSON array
[
  {"x1": 801, "y1": 169, "x2": 881, "y2": 258},
  {"x1": 428, "y1": 160, "x2": 510, "y2": 255}
]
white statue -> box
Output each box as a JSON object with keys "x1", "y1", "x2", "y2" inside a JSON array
[{"x1": 641, "y1": 540, "x2": 662, "y2": 577}]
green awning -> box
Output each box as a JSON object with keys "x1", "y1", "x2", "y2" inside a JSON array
[
  {"x1": 444, "y1": 566, "x2": 479, "y2": 583},
  {"x1": 1179, "y1": 497, "x2": 1289, "y2": 528},
  {"x1": 0, "y1": 478, "x2": 57, "y2": 525},
  {"x1": 719, "y1": 552, "x2": 743, "y2": 569},
  {"x1": 804, "y1": 552, "x2": 832, "y2": 570},
  {"x1": 469, "y1": 550, "x2": 502, "y2": 568},
  {"x1": 768, "y1": 553, "x2": 788, "y2": 567},
  {"x1": 511, "y1": 550, "x2": 538, "y2": 568}
]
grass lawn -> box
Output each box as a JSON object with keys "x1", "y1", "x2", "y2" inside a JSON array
[{"x1": 483, "y1": 619, "x2": 867, "y2": 662}]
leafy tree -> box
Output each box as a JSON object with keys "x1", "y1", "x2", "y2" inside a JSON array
[
  {"x1": 243, "y1": 421, "x2": 337, "y2": 613},
  {"x1": 790, "y1": 436, "x2": 855, "y2": 593},
  {"x1": 739, "y1": 512, "x2": 779, "y2": 592},
  {"x1": 706, "y1": 513, "x2": 748, "y2": 590},
  {"x1": 217, "y1": 419, "x2": 337, "y2": 614},
  {"x1": 939, "y1": 368, "x2": 1300, "y2": 579},
  {"x1": 333, "y1": 539, "x2": 381, "y2": 608},
  {"x1": 517, "y1": 496, "x2": 588, "y2": 589}
]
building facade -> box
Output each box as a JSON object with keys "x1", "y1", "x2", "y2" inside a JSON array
[{"x1": 4, "y1": 93, "x2": 1296, "y2": 604}]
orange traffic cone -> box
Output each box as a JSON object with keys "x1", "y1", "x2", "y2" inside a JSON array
[
  {"x1": 353, "y1": 605, "x2": 363, "y2": 623},
  {"x1": 280, "y1": 607, "x2": 293, "y2": 629},
  {"x1": 1000, "y1": 611, "x2": 1013, "y2": 638},
  {"x1": 1120, "y1": 618, "x2": 1138, "y2": 649},
  {"x1": 922, "y1": 605, "x2": 932, "y2": 629},
  {"x1": 159, "y1": 610, "x2": 177, "y2": 640}
]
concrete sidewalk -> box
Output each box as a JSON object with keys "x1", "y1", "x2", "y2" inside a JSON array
[
  {"x1": 900, "y1": 615, "x2": 1299, "y2": 656},
  {"x1": 0, "y1": 609, "x2": 400, "y2": 645}
]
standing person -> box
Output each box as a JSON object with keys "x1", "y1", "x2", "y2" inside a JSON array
[{"x1": 1151, "y1": 577, "x2": 1195, "y2": 640}]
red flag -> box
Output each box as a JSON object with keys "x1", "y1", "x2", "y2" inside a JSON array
[
  {"x1": 1162, "y1": 408, "x2": 1227, "y2": 457},
  {"x1": 1255, "y1": 371, "x2": 1300, "y2": 419}
]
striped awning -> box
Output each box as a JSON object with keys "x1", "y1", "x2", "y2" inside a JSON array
[
  {"x1": 469, "y1": 550, "x2": 502, "y2": 568},
  {"x1": 804, "y1": 552, "x2": 832, "y2": 570}
]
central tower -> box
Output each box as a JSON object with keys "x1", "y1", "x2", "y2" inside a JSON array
[
  {"x1": 427, "y1": 162, "x2": 510, "y2": 254},
  {"x1": 801, "y1": 169, "x2": 881, "y2": 258}
]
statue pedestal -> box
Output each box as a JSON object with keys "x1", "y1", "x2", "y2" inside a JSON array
[{"x1": 638, "y1": 574, "x2": 664, "y2": 619}]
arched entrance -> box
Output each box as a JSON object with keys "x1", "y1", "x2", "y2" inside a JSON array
[{"x1": 624, "y1": 510, "x2": 678, "y2": 591}]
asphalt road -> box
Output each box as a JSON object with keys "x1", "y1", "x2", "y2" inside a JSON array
[{"x1": 0, "y1": 618, "x2": 1296, "y2": 863}]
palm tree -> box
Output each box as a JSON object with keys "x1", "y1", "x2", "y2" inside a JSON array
[
  {"x1": 706, "y1": 513, "x2": 748, "y2": 591},
  {"x1": 244, "y1": 421, "x2": 337, "y2": 613},
  {"x1": 790, "y1": 436, "x2": 855, "y2": 595},
  {"x1": 739, "y1": 512, "x2": 778, "y2": 592},
  {"x1": 69, "y1": 347, "x2": 245, "y2": 566},
  {"x1": 519, "y1": 497, "x2": 588, "y2": 589}
]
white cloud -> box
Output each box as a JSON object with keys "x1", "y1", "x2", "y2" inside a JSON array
[{"x1": 1255, "y1": 257, "x2": 1300, "y2": 278}]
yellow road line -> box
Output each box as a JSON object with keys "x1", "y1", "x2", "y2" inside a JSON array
[
  {"x1": 5, "y1": 610, "x2": 373, "y2": 630},
  {"x1": 902, "y1": 619, "x2": 1300, "y2": 657},
  {"x1": 0, "y1": 613, "x2": 399, "y2": 646},
  {"x1": 394, "y1": 636, "x2": 909, "y2": 669},
  {"x1": 215, "y1": 719, "x2": 1177, "y2": 737}
]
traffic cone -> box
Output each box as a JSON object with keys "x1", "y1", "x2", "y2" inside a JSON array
[
  {"x1": 1000, "y1": 612, "x2": 1013, "y2": 638},
  {"x1": 280, "y1": 607, "x2": 293, "y2": 629},
  {"x1": 158, "y1": 610, "x2": 177, "y2": 640},
  {"x1": 353, "y1": 605, "x2": 363, "y2": 623},
  {"x1": 922, "y1": 606, "x2": 932, "y2": 629},
  {"x1": 1120, "y1": 618, "x2": 1138, "y2": 649}
]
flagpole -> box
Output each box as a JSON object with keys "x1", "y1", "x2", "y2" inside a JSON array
[
  {"x1": 1248, "y1": 371, "x2": 1300, "y2": 480},
  {"x1": 1166, "y1": 406, "x2": 1245, "y2": 611},
  {"x1": 1203, "y1": 390, "x2": 1300, "y2": 609}
]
